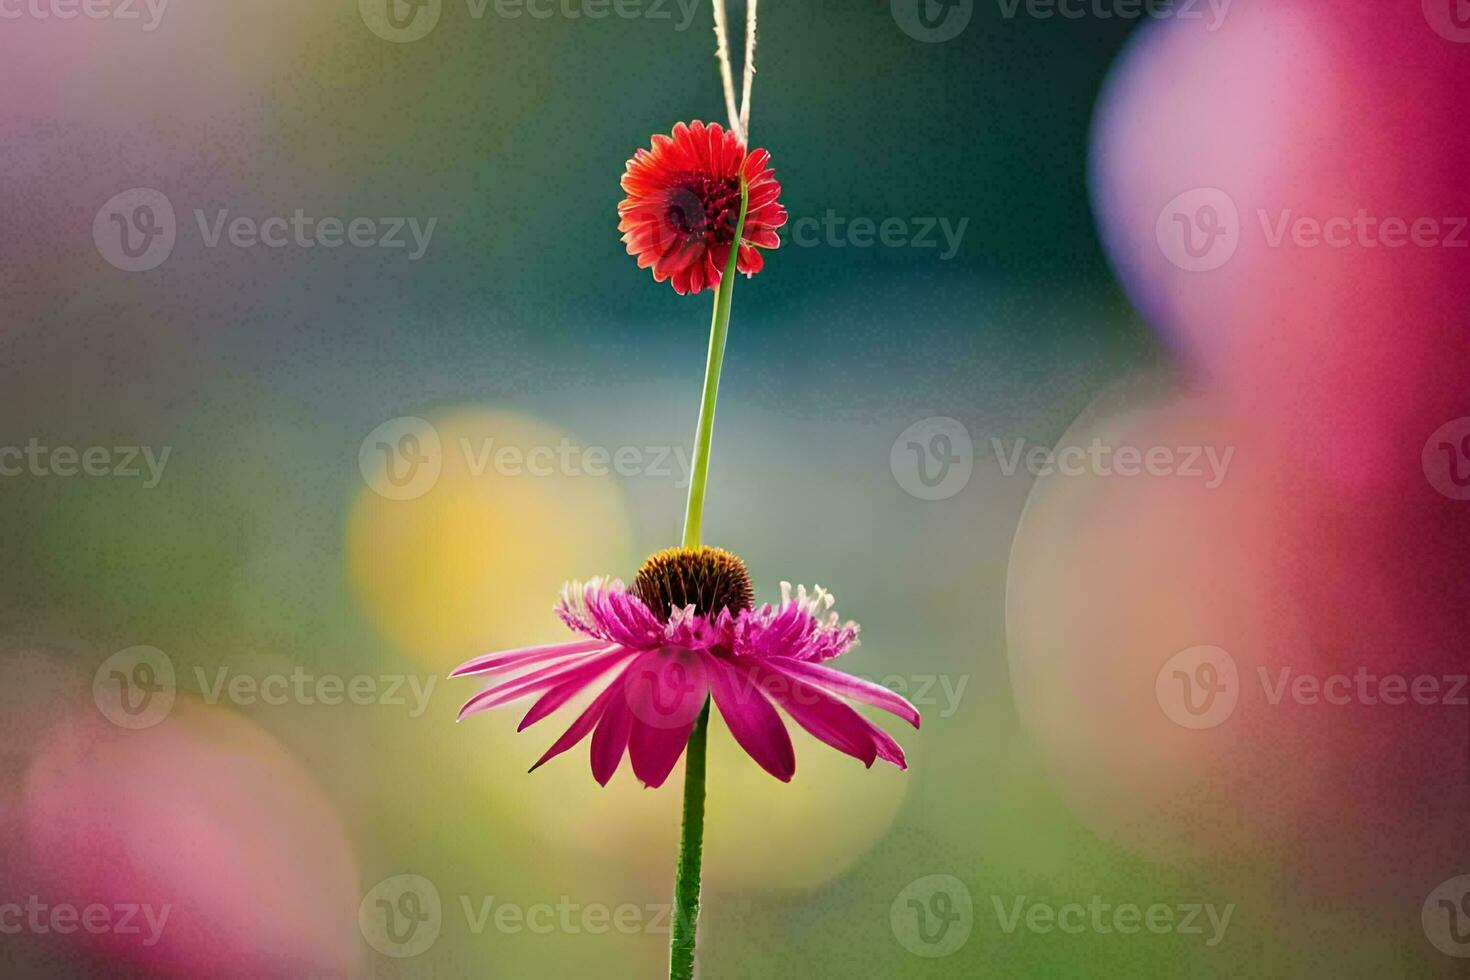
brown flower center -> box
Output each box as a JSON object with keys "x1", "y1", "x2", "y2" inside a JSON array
[{"x1": 632, "y1": 546, "x2": 754, "y2": 621}]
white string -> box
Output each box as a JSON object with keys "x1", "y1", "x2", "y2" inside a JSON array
[
  {"x1": 739, "y1": 0, "x2": 757, "y2": 142},
  {"x1": 713, "y1": 0, "x2": 758, "y2": 144},
  {"x1": 712, "y1": 0, "x2": 741, "y2": 143}
]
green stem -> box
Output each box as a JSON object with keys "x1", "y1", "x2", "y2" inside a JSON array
[
  {"x1": 669, "y1": 179, "x2": 747, "y2": 980},
  {"x1": 669, "y1": 700, "x2": 710, "y2": 980},
  {"x1": 680, "y1": 179, "x2": 749, "y2": 550}
]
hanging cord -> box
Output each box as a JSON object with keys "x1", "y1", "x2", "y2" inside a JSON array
[{"x1": 714, "y1": 0, "x2": 758, "y2": 144}]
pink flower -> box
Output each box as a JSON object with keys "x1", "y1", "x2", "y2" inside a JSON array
[{"x1": 452, "y1": 547, "x2": 919, "y2": 787}]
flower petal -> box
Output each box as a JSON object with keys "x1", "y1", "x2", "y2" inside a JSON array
[
  {"x1": 450, "y1": 638, "x2": 609, "y2": 678},
  {"x1": 622, "y1": 649, "x2": 710, "y2": 788},
  {"x1": 761, "y1": 657, "x2": 922, "y2": 729},
  {"x1": 857, "y1": 717, "x2": 908, "y2": 770},
  {"x1": 556, "y1": 578, "x2": 663, "y2": 648},
  {"x1": 456, "y1": 647, "x2": 633, "y2": 721},
  {"x1": 739, "y1": 661, "x2": 878, "y2": 767},
  {"x1": 736, "y1": 244, "x2": 764, "y2": 277},
  {"x1": 527, "y1": 677, "x2": 624, "y2": 773},
  {"x1": 590, "y1": 679, "x2": 635, "y2": 786},
  {"x1": 703, "y1": 653, "x2": 795, "y2": 782},
  {"x1": 618, "y1": 125, "x2": 783, "y2": 294},
  {"x1": 627, "y1": 717, "x2": 697, "y2": 789},
  {"x1": 519, "y1": 661, "x2": 621, "y2": 731},
  {"x1": 622, "y1": 648, "x2": 710, "y2": 732}
]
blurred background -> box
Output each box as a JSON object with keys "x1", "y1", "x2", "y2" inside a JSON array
[{"x1": 2, "y1": 0, "x2": 1468, "y2": 975}]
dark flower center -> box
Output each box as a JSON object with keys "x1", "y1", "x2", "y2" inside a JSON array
[
  {"x1": 664, "y1": 175, "x2": 742, "y2": 244},
  {"x1": 632, "y1": 546, "x2": 754, "y2": 621}
]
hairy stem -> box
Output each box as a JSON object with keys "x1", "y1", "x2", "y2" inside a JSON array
[{"x1": 669, "y1": 700, "x2": 711, "y2": 980}]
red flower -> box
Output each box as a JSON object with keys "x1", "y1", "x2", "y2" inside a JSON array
[{"x1": 618, "y1": 121, "x2": 787, "y2": 296}]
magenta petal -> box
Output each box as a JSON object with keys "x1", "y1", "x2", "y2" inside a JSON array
[
  {"x1": 627, "y1": 718, "x2": 697, "y2": 789},
  {"x1": 704, "y1": 653, "x2": 795, "y2": 782},
  {"x1": 741, "y1": 662, "x2": 878, "y2": 767},
  {"x1": 456, "y1": 648, "x2": 632, "y2": 721},
  {"x1": 450, "y1": 638, "x2": 609, "y2": 677},
  {"x1": 520, "y1": 662, "x2": 620, "y2": 732},
  {"x1": 857, "y1": 717, "x2": 908, "y2": 770},
  {"x1": 621, "y1": 648, "x2": 710, "y2": 732},
  {"x1": 620, "y1": 649, "x2": 709, "y2": 787},
  {"x1": 528, "y1": 679, "x2": 622, "y2": 773},
  {"x1": 764, "y1": 657, "x2": 922, "y2": 728},
  {"x1": 590, "y1": 677, "x2": 635, "y2": 785},
  {"x1": 557, "y1": 579, "x2": 664, "y2": 647}
]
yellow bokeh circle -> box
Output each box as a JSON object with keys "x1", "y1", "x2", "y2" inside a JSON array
[{"x1": 347, "y1": 408, "x2": 635, "y2": 668}]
